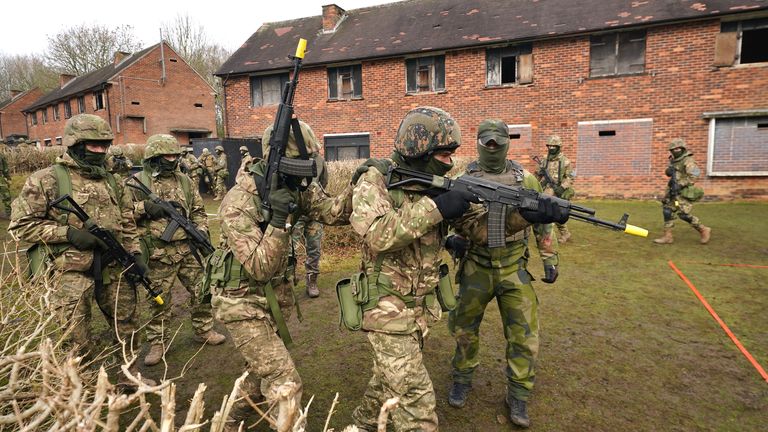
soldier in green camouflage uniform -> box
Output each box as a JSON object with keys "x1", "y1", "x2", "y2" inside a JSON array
[
  {"x1": 536, "y1": 135, "x2": 575, "y2": 243},
  {"x1": 180, "y1": 147, "x2": 203, "y2": 193},
  {"x1": 128, "y1": 134, "x2": 226, "y2": 367},
  {"x1": 199, "y1": 148, "x2": 216, "y2": 194},
  {"x1": 212, "y1": 120, "x2": 352, "y2": 430},
  {"x1": 447, "y1": 120, "x2": 563, "y2": 429},
  {"x1": 9, "y1": 114, "x2": 154, "y2": 388},
  {"x1": 653, "y1": 138, "x2": 711, "y2": 244},
  {"x1": 0, "y1": 147, "x2": 11, "y2": 218},
  {"x1": 106, "y1": 146, "x2": 133, "y2": 176},
  {"x1": 213, "y1": 145, "x2": 228, "y2": 201}
]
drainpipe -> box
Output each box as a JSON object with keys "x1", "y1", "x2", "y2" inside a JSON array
[
  {"x1": 159, "y1": 31, "x2": 167, "y2": 85},
  {"x1": 0, "y1": 112, "x2": 3, "y2": 141}
]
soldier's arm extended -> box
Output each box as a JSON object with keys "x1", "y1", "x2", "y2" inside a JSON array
[
  {"x1": 9, "y1": 170, "x2": 70, "y2": 244},
  {"x1": 299, "y1": 181, "x2": 353, "y2": 226},
  {"x1": 116, "y1": 178, "x2": 141, "y2": 254},
  {"x1": 526, "y1": 174, "x2": 559, "y2": 266},
  {"x1": 350, "y1": 169, "x2": 443, "y2": 253}
]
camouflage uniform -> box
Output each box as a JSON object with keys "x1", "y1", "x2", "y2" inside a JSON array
[
  {"x1": 654, "y1": 138, "x2": 711, "y2": 244},
  {"x1": 0, "y1": 149, "x2": 11, "y2": 217},
  {"x1": 213, "y1": 121, "x2": 352, "y2": 429},
  {"x1": 180, "y1": 149, "x2": 203, "y2": 192},
  {"x1": 536, "y1": 135, "x2": 575, "y2": 243},
  {"x1": 213, "y1": 146, "x2": 228, "y2": 200},
  {"x1": 128, "y1": 135, "x2": 224, "y2": 366},
  {"x1": 199, "y1": 149, "x2": 216, "y2": 194},
  {"x1": 105, "y1": 146, "x2": 133, "y2": 176},
  {"x1": 447, "y1": 120, "x2": 559, "y2": 428}
]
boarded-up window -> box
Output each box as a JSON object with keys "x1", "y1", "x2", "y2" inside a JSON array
[
  {"x1": 325, "y1": 134, "x2": 371, "y2": 161},
  {"x1": 576, "y1": 119, "x2": 653, "y2": 176},
  {"x1": 708, "y1": 117, "x2": 768, "y2": 176},
  {"x1": 406, "y1": 55, "x2": 445, "y2": 93},
  {"x1": 590, "y1": 30, "x2": 646, "y2": 77},
  {"x1": 328, "y1": 64, "x2": 362, "y2": 100},
  {"x1": 250, "y1": 73, "x2": 289, "y2": 107},
  {"x1": 486, "y1": 44, "x2": 533, "y2": 86}
]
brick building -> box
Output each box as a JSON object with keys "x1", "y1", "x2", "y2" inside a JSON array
[
  {"x1": 0, "y1": 88, "x2": 45, "y2": 142},
  {"x1": 24, "y1": 42, "x2": 217, "y2": 147},
  {"x1": 216, "y1": 0, "x2": 768, "y2": 198}
]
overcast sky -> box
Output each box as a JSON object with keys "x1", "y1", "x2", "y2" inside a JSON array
[{"x1": 1, "y1": 0, "x2": 401, "y2": 56}]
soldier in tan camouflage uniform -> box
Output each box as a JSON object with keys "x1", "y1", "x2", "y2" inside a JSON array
[
  {"x1": 210, "y1": 120, "x2": 352, "y2": 430},
  {"x1": 105, "y1": 145, "x2": 133, "y2": 176},
  {"x1": 180, "y1": 147, "x2": 202, "y2": 192},
  {"x1": 0, "y1": 147, "x2": 11, "y2": 218},
  {"x1": 9, "y1": 114, "x2": 154, "y2": 388},
  {"x1": 536, "y1": 135, "x2": 575, "y2": 243},
  {"x1": 213, "y1": 145, "x2": 228, "y2": 201},
  {"x1": 239, "y1": 145, "x2": 249, "y2": 158},
  {"x1": 199, "y1": 148, "x2": 216, "y2": 194},
  {"x1": 128, "y1": 134, "x2": 226, "y2": 367},
  {"x1": 654, "y1": 138, "x2": 711, "y2": 244}
]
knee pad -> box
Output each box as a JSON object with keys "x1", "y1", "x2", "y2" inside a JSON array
[
  {"x1": 679, "y1": 213, "x2": 694, "y2": 223},
  {"x1": 662, "y1": 207, "x2": 674, "y2": 222}
]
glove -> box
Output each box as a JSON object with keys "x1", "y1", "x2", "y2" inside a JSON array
[
  {"x1": 553, "y1": 185, "x2": 566, "y2": 196},
  {"x1": 432, "y1": 190, "x2": 480, "y2": 220},
  {"x1": 541, "y1": 264, "x2": 558, "y2": 283},
  {"x1": 445, "y1": 235, "x2": 469, "y2": 259},
  {"x1": 520, "y1": 195, "x2": 570, "y2": 225},
  {"x1": 269, "y1": 186, "x2": 298, "y2": 229},
  {"x1": 665, "y1": 166, "x2": 674, "y2": 177},
  {"x1": 132, "y1": 253, "x2": 149, "y2": 275},
  {"x1": 351, "y1": 158, "x2": 393, "y2": 185},
  {"x1": 143, "y1": 200, "x2": 168, "y2": 220},
  {"x1": 67, "y1": 227, "x2": 107, "y2": 251}
]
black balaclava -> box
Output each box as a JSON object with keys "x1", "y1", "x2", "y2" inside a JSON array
[{"x1": 68, "y1": 142, "x2": 109, "y2": 179}]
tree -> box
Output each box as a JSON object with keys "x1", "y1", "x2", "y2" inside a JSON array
[
  {"x1": 0, "y1": 53, "x2": 58, "y2": 99},
  {"x1": 45, "y1": 24, "x2": 143, "y2": 75}
]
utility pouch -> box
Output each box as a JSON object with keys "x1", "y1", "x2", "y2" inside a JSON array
[
  {"x1": 202, "y1": 248, "x2": 241, "y2": 301},
  {"x1": 435, "y1": 263, "x2": 458, "y2": 312},
  {"x1": 335, "y1": 272, "x2": 367, "y2": 331},
  {"x1": 26, "y1": 244, "x2": 47, "y2": 278},
  {"x1": 680, "y1": 185, "x2": 704, "y2": 202}
]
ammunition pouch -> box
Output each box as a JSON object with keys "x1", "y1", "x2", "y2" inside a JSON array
[
  {"x1": 680, "y1": 185, "x2": 704, "y2": 202},
  {"x1": 435, "y1": 263, "x2": 458, "y2": 312},
  {"x1": 26, "y1": 243, "x2": 67, "y2": 278}
]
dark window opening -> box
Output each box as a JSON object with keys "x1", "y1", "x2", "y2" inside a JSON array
[
  {"x1": 251, "y1": 73, "x2": 289, "y2": 107},
  {"x1": 486, "y1": 44, "x2": 532, "y2": 86},
  {"x1": 194, "y1": 103, "x2": 203, "y2": 108},
  {"x1": 55, "y1": 137, "x2": 62, "y2": 145},
  {"x1": 501, "y1": 56, "x2": 517, "y2": 84},
  {"x1": 42, "y1": 109, "x2": 48, "y2": 124},
  {"x1": 169, "y1": 58, "x2": 178, "y2": 62},
  {"x1": 95, "y1": 91, "x2": 105, "y2": 111},
  {"x1": 757, "y1": 123, "x2": 768, "y2": 129},
  {"x1": 599, "y1": 130, "x2": 616, "y2": 136},
  {"x1": 64, "y1": 101, "x2": 72, "y2": 118},
  {"x1": 53, "y1": 105, "x2": 60, "y2": 121},
  {"x1": 131, "y1": 101, "x2": 140, "y2": 105},
  {"x1": 510, "y1": 133, "x2": 521, "y2": 139},
  {"x1": 43, "y1": 139, "x2": 51, "y2": 146},
  {"x1": 741, "y1": 28, "x2": 768, "y2": 63}
]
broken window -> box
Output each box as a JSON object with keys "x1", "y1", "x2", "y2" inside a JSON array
[
  {"x1": 53, "y1": 104, "x2": 60, "y2": 121},
  {"x1": 77, "y1": 96, "x2": 85, "y2": 113},
  {"x1": 41, "y1": 108, "x2": 47, "y2": 124},
  {"x1": 406, "y1": 55, "x2": 445, "y2": 93},
  {"x1": 64, "y1": 100, "x2": 72, "y2": 119},
  {"x1": 486, "y1": 44, "x2": 533, "y2": 86},
  {"x1": 718, "y1": 19, "x2": 768, "y2": 66},
  {"x1": 94, "y1": 91, "x2": 105, "y2": 111},
  {"x1": 327, "y1": 64, "x2": 363, "y2": 100},
  {"x1": 590, "y1": 30, "x2": 646, "y2": 77},
  {"x1": 250, "y1": 73, "x2": 289, "y2": 107}
]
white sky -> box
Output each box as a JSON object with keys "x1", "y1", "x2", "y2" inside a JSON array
[{"x1": 1, "y1": 0, "x2": 401, "y2": 56}]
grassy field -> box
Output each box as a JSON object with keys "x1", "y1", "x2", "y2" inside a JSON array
[{"x1": 2, "y1": 189, "x2": 766, "y2": 431}]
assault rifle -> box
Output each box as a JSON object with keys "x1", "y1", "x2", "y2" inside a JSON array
[
  {"x1": 386, "y1": 166, "x2": 648, "y2": 248},
  {"x1": 125, "y1": 175, "x2": 215, "y2": 265},
  {"x1": 49, "y1": 194, "x2": 164, "y2": 306},
  {"x1": 532, "y1": 155, "x2": 557, "y2": 190},
  {"x1": 202, "y1": 167, "x2": 215, "y2": 191},
  {"x1": 258, "y1": 38, "x2": 317, "y2": 224},
  {"x1": 666, "y1": 158, "x2": 680, "y2": 208}
]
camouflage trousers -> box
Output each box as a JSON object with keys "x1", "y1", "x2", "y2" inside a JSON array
[
  {"x1": 145, "y1": 255, "x2": 214, "y2": 345},
  {"x1": 556, "y1": 222, "x2": 570, "y2": 239},
  {"x1": 189, "y1": 174, "x2": 201, "y2": 194},
  {"x1": 662, "y1": 196, "x2": 702, "y2": 229},
  {"x1": 290, "y1": 218, "x2": 323, "y2": 275},
  {"x1": 0, "y1": 177, "x2": 11, "y2": 216},
  {"x1": 214, "y1": 174, "x2": 227, "y2": 199},
  {"x1": 448, "y1": 259, "x2": 539, "y2": 401},
  {"x1": 353, "y1": 332, "x2": 438, "y2": 432},
  {"x1": 224, "y1": 315, "x2": 302, "y2": 427}
]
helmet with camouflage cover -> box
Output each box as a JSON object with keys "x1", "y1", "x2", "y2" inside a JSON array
[
  {"x1": 110, "y1": 146, "x2": 124, "y2": 156},
  {"x1": 546, "y1": 135, "x2": 562, "y2": 147},
  {"x1": 144, "y1": 134, "x2": 181, "y2": 161},
  {"x1": 239, "y1": 145, "x2": 248, "y2": 153},
  {"x1": 215, "y1": 145, "x2": 224, "y2": 153},
  {"x1": 62, "y1": 114, "x2": 114, "y2": 147},
  {"x1": 262, "y1": 120, "x2": 319, "y2": 159},
  {"x1": 394, "y1": 106, "x2": 460, "y2": 159},
  {"x1": 668, "y1": 138, "x2": 686, "y2": 151},
  {"x1": 202, "y1": 148, "x2": 210, "y2": 154}
]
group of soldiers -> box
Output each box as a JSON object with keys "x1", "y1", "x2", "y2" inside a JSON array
[{"x1": 7, "y1": 108, "x2": 710, "y2": 431}]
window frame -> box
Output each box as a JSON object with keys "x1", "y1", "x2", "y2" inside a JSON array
[
  {"x1": 589, "y1": 30, "x2": 647, "y2": 77},
  {"x1": 41, "y1": 108, "x2": 48, "y2": 124},
  {"x1": 324, "y1": 133, "x2": 371, "y2": 161},
  {"x1": 31, "y1": 111, "x2": 38, "y2": 125},
  {"x1": 706, "y1": 115, "x2": 768, "y2": 176},
  {"x1": 250, "y1": 72, "x2": 290, "y2": 108},
  {"x1": 53, "y1": 104, "x2": 60, "y2": 121},
  {"x1": 327, "y1": 64, "x2": 363, "y2": 100},
  {"x1": 94, "y1": 91, "x2": 105, "y2": 111},
  {"x1": 64, "y1": 100, "x2": 72, "y2": 119},
  {"x1": 721, "y1": 19, "x2": 768, "y2": 65},
  {"x1": 77, "y1": 96, "x2": 86, "y2": 113},
  {"x1": 486, "y1": 44, "x2": 533, "y2": 86},
  {"x1": 405, "y1": 55, "x2": 446, "y2": 94}
]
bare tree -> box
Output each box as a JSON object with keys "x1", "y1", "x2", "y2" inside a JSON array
[
  {"x1": 45, "y1": 24, "x2": 143, "y2": 75},
  {"x1": 0, "y1": 53, "x2": 58, "y2": 98}
]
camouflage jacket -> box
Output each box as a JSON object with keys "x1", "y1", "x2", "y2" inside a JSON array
[
  {"x1": 9, "y1": 153, "x2": 140, "y2": 273},
  {"x1": 212, "y1": 157, "x2": 353, "y2": 323},
  {"x1": 129, "y1": 170, "x2": 208, "y2": 265},
  {"x1": 215, "y1": 154, "x2": 228, "y2": 174},
  {"x1": 106, "y1": 155, "x2": 133, "y2": 176},
  {"x1": 538, "y1": 152, "x2": 575, "y2": 193},
  {"x1": 182, "y1": 154, "x2": 201, "y2": 175},
  {"x1": 667, "y1": 152, "x2": 701, "y2": 191},
  {"x1": 0, "y1": 152, "x2": 9, "y2": 179},
  {"x1": 200, "y1": 153, "x2": 216, "y2": 170}
]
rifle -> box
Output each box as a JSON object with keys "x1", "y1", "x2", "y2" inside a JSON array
[
  {"x1": 49, "y1": 194, "x2": 164, "y2": 306},
  {"x1": 386, "y1": 166, "x2": 648, "y2": 248},
  {"x1": 666, "y1": 158, "x2": 680, "y2": 208},
  {"x1": 532, "y1": 155, "x2": 556, "y2": 189},
  {"x1": 125, "y1": 175, "x2": 215, "y2": 265},
  {"x1": 258, "y1": 38, "x2": 317, "y2": 224}
]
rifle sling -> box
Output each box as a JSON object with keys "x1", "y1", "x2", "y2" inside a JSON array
[{"x1": 264, "y1": 281, "x2": 293, "y2": 347}]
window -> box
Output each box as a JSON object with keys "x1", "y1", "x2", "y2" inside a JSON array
[
  {"x1": 41, "y1": 108, "x2": 48, "y2": 124},
  {"x1": 406, "y1": 55, "x2": 445, "y2": 93},
  {"x1": 53, "y1": 104, "x2": 60, "y2": 121},
  {"x1": 486, "y1": 44, "x2": 533, "y2": 86},
  {"x1": 94, "y1": 91, "x2": 105, "y2": 111},
  {"x1": 589, "y1": 30, "x2": 646, "y2": 77},
  {"x1": 250, "y1": 73, "x2": 289, "y2": 107},
  {"x1": 77, "y1": 96, "x2": 85, "y2": 113},
  {"x1": 55, "y1": 137, "x2": 62, "y2": 146},
  {"x1": 64, "y1": 100, "x2": 72, "y2": 118},
  {"x1": 716, "y1": 19, "x2": 768, "y2": 66},
  {"x1": 324, "y1": 134, "x2": 370, "y2": 161},
  {"x1": 707, "y1": 116, "x2": 768, "y2": 176},
  {"x1": 31, "y1": 111, "x2": 38, "y2": 125},
  {"x1": 43, "y1": 139, "x2": 51, "y2": 147},
  {"x1": 328, "y1": 64, "x2": 362, "y2": 100}
]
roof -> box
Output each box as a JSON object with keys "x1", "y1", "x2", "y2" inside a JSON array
[
  {"x1": 24, "y1": 44, "x2": 157, "y2": 112},
  {"x1": 216, "y1": 0, "x2": 768, "y2": 76},
  {"x1": 0, "y1": 88, "x2": 37, "y2": 110}
]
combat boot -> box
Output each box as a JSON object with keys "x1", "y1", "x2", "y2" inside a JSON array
[
  {"x1": 306, "y1": 273, "x2": 320, "y2": 298},
  {"x1": 448, "y1": 381, "x2": 472, "y2": 408},
  {"x1": 505, "y1": 394, "x2": 531, "y2": 428},
  {"x1": 143, "y1": 344, "x2": 165, "y2": 367},
  {"x1": 653, "y1": 228, "x2": 674, "y2": 244},
  {"x1": 696, "y1": 225, "x2": 711, "y2": 244},
  {"x1": 193, "y1": 329, "x2": 227, "y2": 345},
  {"x1": 558, "y1": 231, "x2": 571, "y2": 244}
]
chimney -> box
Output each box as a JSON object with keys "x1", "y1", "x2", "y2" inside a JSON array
[
  {"x1": 10, "y1": 89, "x2": 22, "y2": 98},
  {"x1": 113, "y1": 51, "x2": 130, "y2": 65},
  {"x1": 322, "y1": 4, "x2": 346, "y2": 33},
  {"x1": 60, "y1": 74, "x2": 76, "y2": 88}
]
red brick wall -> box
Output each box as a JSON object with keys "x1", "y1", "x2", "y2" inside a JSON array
[
  {"x1": 0, "y1": 89, "x2": 44, "y2": 140},
  {"x1": 222, "y1": 19, "x2": 768, "y2": 199}
]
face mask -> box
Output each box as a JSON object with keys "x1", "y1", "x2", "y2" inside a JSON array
[
  {"x1": 671, "y1": 149, "x2": 685, "y2": 159},
  {"x1": 147, "y1": 156, "x2": 179, "y2": 176},
  {"x1": 83, "y1": 149, "x2": 107, "y2": 166},
  {"x1": 478, "y1": 141, "x2": 509, "y2": 174},
  {"x1": 68, "y1": 144, "x2": 109, "y2": 178},
  {"x1": 548, "y1": 146, "x2": 560, "y2": 156}
]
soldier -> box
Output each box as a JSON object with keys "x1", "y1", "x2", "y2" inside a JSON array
[
  {"x1": 180, "y1": 147, "x2": 203, "y2": 192},
  {"x1": 210, "y1": 120, "x2": 351, "y2": 430},
  {"x1": 199, "y1": 148, "x2": 216, "y2": 194},
  {"x1": 447, "y1": 120, "x2": 561, "y2": 428},
  {"x1": 213, "y1": 145, "x2": 228, "y2": 201},
  {"x1": 129, "y1": 134, "x2": 226, "y2": 367},
  {"x1": 653, "y1": 138, "x2": 711, "y2": 244},
  {"x1": 106, "y1": 145, "x2": 133, "y2": 176},
  {"x1": 239, "y1": 145, "x2": 249, "y2": 158},
  {"x1": 0, "y1": 146, "x2": 11, "y2": 218},
  {"x1": 536, "y1": 135, "x2": 575, "y2": 243},
  {"x1": 8, "y1": 114, "x2": 154, "y2": 388}
]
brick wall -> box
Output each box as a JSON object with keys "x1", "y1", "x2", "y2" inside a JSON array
[
  {"x1": 222, "y1": 19, "x2": 768, "y2": 199},
  {"x1": 0, "y1": 89, "x2": 44, "y2": 140}
]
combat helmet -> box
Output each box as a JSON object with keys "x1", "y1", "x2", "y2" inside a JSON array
[
  {"x1": 62, "y1": 114, "x2": 114, "y2": 147},
  {"x1": 144, "y1": 134, "x2": 181, "y2": 161},
  {"x1": 215, "y1": 145, "x2": 224, "y2": 153},
  {"x1": 546, "y1": 135, "x2": 562, "y2": 147},
  {"x1": 201, "y1": 148, "x2": 210, "y2": 154},
  {"x1": 262, "y1": 120, "x2": 319, "y2": 159},
  {"x1": 239, "y1": 145, "x2": 249, "y2": 153},
  {"x1": 394, "y1": 106, "x2": 460, "y2": 159},
  {"x1": 110, "y1": 146, "x2": 124, "y2": 156},
  {"x1": 668, "y1": 138, "x2": 686, "y2": 151}
]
